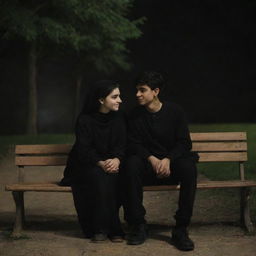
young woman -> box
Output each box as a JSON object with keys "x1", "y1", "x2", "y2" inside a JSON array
[{"x1": 60, "y1": 80, "x2": 126, "y2": 242}]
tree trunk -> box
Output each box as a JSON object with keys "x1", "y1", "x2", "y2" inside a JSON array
[
  {"x1": 72, "y1": 74, "x2": 83, "y2": 126},
  {"x1": 27, "y1": 41, "x2": 37, "y2": 134}
]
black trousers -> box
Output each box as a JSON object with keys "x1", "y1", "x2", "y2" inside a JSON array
[
  {"x1": 122, "y1": 155, "x2": 197, "y2": 228},
  {"x1": 71, "y1": 166, "x2": 122, "y2": 236}
]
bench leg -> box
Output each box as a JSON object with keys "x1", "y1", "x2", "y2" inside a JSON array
[
  {"x1": 11, "y1": 191, "x2": 25, "y2": 238},
  {"x1": 240, "y1": 187, "x2": 254, "y2": 234}
]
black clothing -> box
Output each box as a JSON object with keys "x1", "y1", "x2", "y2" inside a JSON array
[
  {"x1": 123, "y1": 101, "x2": 197, "y2": 227},
  {"x1": 171, "y1": 226, "x2": 195, "y2": 251},
  {"x1": 61, "y1": 111, "x2": 126, "y2": 185},
  {"x1": 60, "y1": 111, "x2": 126, "y2": 237},
  {"x1": 126, "y1": 223, "x2": 148, "y2": 245},
  {"x1": 128, "y1": 101, "x2": 198, "y2": 161},
  {"x1": 122, "y1": 155, "x2": 197, "y2": 227},
  {"x1": 71, "y1": 166, "x2": 123, "y2": 236}
]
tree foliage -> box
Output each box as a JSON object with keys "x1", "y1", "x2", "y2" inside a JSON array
[
  {"x1": 0, "y1": 0, "x2": 144, "y2": 133},
  {"x1": 0, "y1": 0, "x2": 144, "y2": 69}
]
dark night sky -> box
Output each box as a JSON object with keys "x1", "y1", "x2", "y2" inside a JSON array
[
  {"x1": 128, "y1": 0, "x2": 254, "y2": 87},
  {"x1": 0, "y1": 0, "x2": 255, "y2": 133},
  {"x1": 119, "y1": 0, "x2": 256, "y2": 121}
]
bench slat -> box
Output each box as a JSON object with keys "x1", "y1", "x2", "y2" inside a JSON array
[
  {"x1": 144, "y1": 180, "x2": 256, "y2": 190},
  {"x1": 15, "y1": 142, "x2": 247, "y2": 156},
  {"x1": 190, "y1": 132, "x2": 246, "y2": 141},
  {"x1": 192, "y1": 142, "x2": 247, "y2": 152},
  {"x1": 5, "y1": 180, "x2": 256, "y2": 192},
  {"x1": 15, "y1": 151, "x2": 248, "y2": 166},
  {"x1": 14, "y1": 133, "x2": 247, "y2": 156},
  {"x1": 15, "y1": 156, "x2": 67, "y2": 166},
  {"x1": 16, "y1": 144, "x2": 72, "y2": 155},
  {"x1": 198, "y1": 152, "x2": 247, "y2": 162}
]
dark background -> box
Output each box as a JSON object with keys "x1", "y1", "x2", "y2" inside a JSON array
[{"x1": 0, "y1": 0, "x2": 255, "y2": 134}]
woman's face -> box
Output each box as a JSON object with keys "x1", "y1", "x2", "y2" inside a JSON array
[{"x1": 99, "y1": 88, "x2": 122, "y2": 113}]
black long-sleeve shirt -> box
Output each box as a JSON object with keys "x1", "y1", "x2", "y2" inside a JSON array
[
  {"x1": 61, "y1": 111, "x2": 126, "y2": 184},
  {"x1": 128, "y1": 101, "x2": 193, "y2": 161}
]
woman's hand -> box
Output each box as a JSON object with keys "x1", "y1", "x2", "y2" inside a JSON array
[
  {"x1": 104, "y1": 158, "x2": 120, "y2": 173},
  {"x1": 97, "y1": 158, "x2": 120, "y2": 173}
]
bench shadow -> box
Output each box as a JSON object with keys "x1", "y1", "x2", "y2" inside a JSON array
[
  {"x1": 0, "y1": 212, "x2": 244, "y2": 241},
  {"x1": 143, "y1": 221, "x2": 243, "y2": 243},
  {"x1": 24, "y1": 215, "x2": 84, "y2": 238},
  {"x1": 0, "y1": 212, "x2": 16, "y2": 230},
  {"x1": 146, "y1": 224, "x2": 172, "y2": 243}
]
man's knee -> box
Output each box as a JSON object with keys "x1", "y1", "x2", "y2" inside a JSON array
[
  {"x1": 123, "y1": 155, "x2": 145, "y2": 178},
  {"x1": 172, "y1": 157, "x2": 197, "y2": 181}
]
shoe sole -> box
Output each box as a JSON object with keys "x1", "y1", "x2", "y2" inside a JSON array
[
  {"x1": 91, "y1": 239, "x2": 107, "y2": 243},
  {"x1": 170, "y1": 239, "x2": 194, "y2": 251},
  {"x1": 110, "y1": 237, "x2": 124, "y2": 243},
  {"x1": 127, "y1": 239, "x2": 146, "y2": 245}
]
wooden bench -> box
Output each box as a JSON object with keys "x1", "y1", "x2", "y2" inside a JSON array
[{"x1": 5, "y1": 132, "x2": 256, "y2": 237}]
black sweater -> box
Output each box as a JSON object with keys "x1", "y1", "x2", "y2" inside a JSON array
[
  {"x1": 128, "y1": 101, "x2": 194, "y2": 161},
  {"x1": 61, "y1": 111, "x2": 126, "y2": 184}
]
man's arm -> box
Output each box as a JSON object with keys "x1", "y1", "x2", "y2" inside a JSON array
[
  {"x1": 128, "y1": 116, "x2": 151, "y2": 159},
  {"x1": 167, "y1": 107, "x2": 192, "y2": 161}
]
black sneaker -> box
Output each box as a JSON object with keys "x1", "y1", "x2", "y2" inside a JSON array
[
  {"x1": 171, "y1": 227, "x2": 194, "y2": 251},
  {"x1": 91, "y1": 232, "x2": 108, "y2": 243},
  {"x1": 126, "y1": 224, "x2": 148, "y2": 245}
]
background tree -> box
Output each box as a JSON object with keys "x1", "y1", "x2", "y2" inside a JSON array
[
  {"x1": 67, "y1": 0, "x2": 145, "y2": 121},
  {"x1": 0, "y1": 0, "x2": 143, "y2": 134}
]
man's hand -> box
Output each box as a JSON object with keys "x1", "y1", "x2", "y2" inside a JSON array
[
  {"x1": 97, "y1": 158, "x2": 120, "y2": 173},
  {"x1": 148, "y1": 156, "x2": 171, "y2": 178},
  {"x1": 156, "y1": 158, "x2": 171, "y2": 178},
  {"x1": 148, "y1": 155, "x2": 161, "y2": 174}
]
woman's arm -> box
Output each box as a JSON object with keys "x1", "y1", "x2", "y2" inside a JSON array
[{"x1": 75, "y1": 116, "x2": 102, "y2": 165}]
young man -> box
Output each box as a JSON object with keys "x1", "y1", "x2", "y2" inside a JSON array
[{"x1": 123, "y1": 71, "x2": 198, "y2": 251}]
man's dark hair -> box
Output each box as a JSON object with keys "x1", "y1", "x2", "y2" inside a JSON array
[{"x1": 136, "y1": 71, "x2": 165, "y2": 90}]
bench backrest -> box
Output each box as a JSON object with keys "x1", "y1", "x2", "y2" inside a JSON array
[{"x1": 15, "y1": 132, "x2": 247, "y2": 181}]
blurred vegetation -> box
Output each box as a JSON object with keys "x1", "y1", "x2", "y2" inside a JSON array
[{"x1": 0, "y1": 0, "x2": 144, "y2": 134}]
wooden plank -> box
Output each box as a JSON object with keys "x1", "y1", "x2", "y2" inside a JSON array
[
  {"x1": 5, "y1": 183, "x2": 71, "y2": 192},
  {"x1": 15, "y1": 156, "x2": 67, "y2": 166},
  {"x1": 190, "y1": 132, "x2": 247, "y2": 141},
  {"x1": 16, "y1": 144, "x2": 72, "y2": 155},
  {"x1": 15, "y1": 151, "x2": 247, "y2": 166},
  {"x1": 14, "y1": 132, "x2": 247, "y2": 156},
  {"x1": 5, "y1": 180, "x2": 256, "y2": 192},
  {"x1": 192, "y1": 142, "x2": 247, "y2": 152},
  {"x1": 198, "y1": 152, "x2": 247, "y2": 162},
  {"x1": 144, "y1": 180, "x2": 256, "y2": 191},
  {"x1": 15, "y1": 142, "x2": 248, "y2": 154}
]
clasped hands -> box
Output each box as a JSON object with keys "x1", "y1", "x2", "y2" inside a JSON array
[
  {"x1": 97, "y1": 158, "x2": 120, "y2": 173},
  {"x1": 148, "y1": 156, "x2": 171, "y2": 178}
]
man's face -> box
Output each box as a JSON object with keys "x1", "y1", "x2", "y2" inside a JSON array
[{"x1": 136, "y1": 84, "x2": 158, "y2": 106}]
